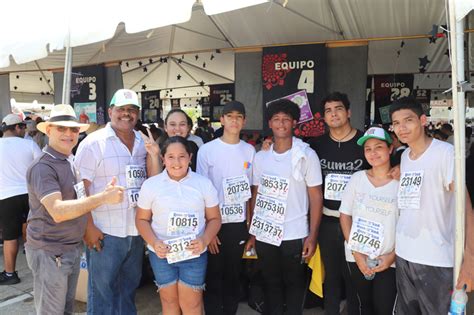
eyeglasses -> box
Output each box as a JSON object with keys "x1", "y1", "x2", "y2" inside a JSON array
[
  {"x1": 55, "y1": 126, "x2": 81, "y2": 133},
  {"x1": 16, "y1": 123, "x2": 27, "y2": 129}
]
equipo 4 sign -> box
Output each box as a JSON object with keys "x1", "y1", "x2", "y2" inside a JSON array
[{"x1": 262, "y1": 44, "x2": 327, "y2": 137}]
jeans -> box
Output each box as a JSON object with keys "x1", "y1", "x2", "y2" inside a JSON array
[
  {"x1": 318, "y1": 216, "x2": 359, "y2": 315},
  {"x1": 204, "y1": 222, "x2": 248, "y2": 315},
  {"x1": 256, "y1": 238, "x2": 308, "y2": 315},
  {"x1": 87, "y1": 234, "x2": 144, "y2": 315},
  {"x1": 149, "y1": 250, "x2": 207, "y2": 290},
  {"x1": 26, "y1": 246, "x2": 81, "y2": 315}
]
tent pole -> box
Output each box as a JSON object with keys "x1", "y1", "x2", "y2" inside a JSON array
[
  {"x1": 448, "y1": 0, "x2": 466, "y2": 287},
  {"x1": 61, "y1": 33, "x2": 73, "y2": 105}
]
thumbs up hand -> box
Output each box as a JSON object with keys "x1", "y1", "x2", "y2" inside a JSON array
[{"x1": 103, "y1": 177, "x2": 125, "y2": 204}]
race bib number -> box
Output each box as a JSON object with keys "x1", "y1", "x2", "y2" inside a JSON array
[
  {"x1": 220, "y1": 203, "x2": 246, "y2": 224},
  {"x1": 249, "y1": 215, "x2": 284, "y2": 246},
  {"x1": 74, "y1": 181, "x2": 86, "y2": 199},
  {"x1": 347, "y1": 217, "x2": 384, "y2": 258},
  {"x1": 167, "y1": 212, "x2": 199, "y2": 237},
  {"x1": 324, "y1": 173, "x2": 351, "y2": 201},
  {"x1": 254, "y1": 194, "x2": 286, "y2": 224},
  {"x1": 127, "y1": 188, "x2": 140, "y2": 208},
  {"x1": 258, "y1": 174, "x2": 289, "y2": 200},
  {"x1": 223, "y1": 175, "x2": 251, "y2": 204},
  {"x1": 125, "y1": 165, "x2": 146, "y2": 188},
  {"x1": 398, "y1": 171, "x2": 424, "y2": 210},
  {"x1": 164, "y1": 234, "x2": 199, "y2": 264}
]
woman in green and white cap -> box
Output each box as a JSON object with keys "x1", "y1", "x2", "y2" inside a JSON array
[{"x1": 339, "y1": 126, "x2": 399, "y2": 314}]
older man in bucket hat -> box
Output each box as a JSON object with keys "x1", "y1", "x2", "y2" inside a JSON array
[{"x1": 26, "y1": 104, "x2": 126, "y2": 315}]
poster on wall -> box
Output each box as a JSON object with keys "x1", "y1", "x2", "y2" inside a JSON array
[
  {"x1": 171, "y1": 98, "x2": 181, "y2": 109},
  {"x1": 413, "y1": 89, "x2": 431, "y2": 116},
  {"x1": 266, "y1": 90, "x2": 313, "y2": 124},
  {"x1": 70, "y1": 65, "x2": 105, "y2": 125},
  {"x1": 141, "y1": 90, "x2": 161, "y2": 123},
  {"x1": 200, "y1": 97, "x2": 211, "y2": 118},
  {"x1": 262, "y1": 44, "x2": 327, "y2": 138},
  {"x1": 374, "y1": 74, "x2": 414, "y2": 124},
  {"x1": 209, "y1": 84, "x2": 234, "y2": 122}
]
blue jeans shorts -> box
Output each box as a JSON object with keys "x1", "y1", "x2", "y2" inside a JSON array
[{"x1": 148, "y1": 250, "x2": 207, "y2": 291}]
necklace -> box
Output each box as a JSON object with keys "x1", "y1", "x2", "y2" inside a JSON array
[{"x1": 329, "y1": 128, "x2": 354, "y2": 148}]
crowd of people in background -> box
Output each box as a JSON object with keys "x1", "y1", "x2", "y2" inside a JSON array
[{"x1": 0, "y1": 89, "x2": 473, "y2": 315}]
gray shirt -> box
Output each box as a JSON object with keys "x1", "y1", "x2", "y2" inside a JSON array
[{"x1": 26, "y1": 146, "x2": 87, "y2": 254}]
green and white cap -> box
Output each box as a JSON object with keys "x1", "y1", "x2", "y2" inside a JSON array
[
  {"x1": 110, "y1": 89, "x2": 140, "y2": 109},
  {"x1": 357, "y1": 126, "x2": 392, "y2": 146}
]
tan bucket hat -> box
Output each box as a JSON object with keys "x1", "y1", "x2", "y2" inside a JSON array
[{"x1": 37, "y1": 104, "x2": 90, "y2": 134}]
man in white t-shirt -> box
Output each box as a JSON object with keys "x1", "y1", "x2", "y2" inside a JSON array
[
  {"x1": 245, "y1": 99, "x2": 323, "y2": 315},
  {"x1": 197, "y1": 101, "x2": 255, "y2": 315},
  {"x1": 390, "y1": 97, "x2": 474, "y2": 314},
  {"x1": 0, "y1": 114, "x2": 41, "y2": 285},
  {"x1": 75, "y1": 89, "x2": 160, "y2": 314}
]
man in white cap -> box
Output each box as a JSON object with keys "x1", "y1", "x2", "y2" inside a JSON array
[
  {"x1": 75, "y1": 89, "x2": 160, "y2": 314},
  {"x1": 0, "y1": 114, "x2": 41, "y2": 285},
  {"x1": 26, "y1": 104, "x2": 125, "y2": 314}
]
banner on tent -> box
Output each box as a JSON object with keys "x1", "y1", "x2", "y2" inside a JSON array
[
  {"x1": 209, "y1": 84, "x2": 234, "y2": 122},
  {"x1": 70, "y1": 65, "x2": 106, "y2": 125},
  {"x1": 141, "y1": 90, "x2": 161, "y2": 123},
  {"x1": 374, "y1": 74, "x2": 414, "y2": 124},
  {"x1": 262, "y1": 44, "x2": 327, "y2": 137}
]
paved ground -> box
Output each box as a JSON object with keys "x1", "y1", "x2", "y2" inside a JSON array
[
  {"x1": 1, "y1": 246, "x2": 472, "y2": 314},
  {"x1": 0, "y1": 245, "x2": 325, "y2": 314}
]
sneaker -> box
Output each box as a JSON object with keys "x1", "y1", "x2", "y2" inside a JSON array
[{"x1": 0, "y1": 271, "x2": 20, "y2": 285}]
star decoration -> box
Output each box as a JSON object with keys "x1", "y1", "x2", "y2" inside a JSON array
[
  {"x1": 202, "y1": 62, "x2": 206, "y2": 68},
  {"x1": 143, "y1": 67, "x2": 148, "y2": 73},
  {"x1": 138, "y1": 61, "x2": 143, "y2": 67},
  {"x1": 195, "y1": 55, "x2": 199, "y2": 60},
  {"x1": 400, "y1": 41, "x2": 405, "y2": 48},
  {"x1": 149, "y1": 58, "x2": 153, "y2": 64},
  {"x1": 216, "y1": 49, "x2": 221, "y2": 54},
  {"x1": 126, "y1": 62, "x2": 130, "y2": 67},
  {"x1": 397, "y1": 50, "x2": 401, "y2": 57},
  {"x1": 170, "y1": 89, "x2": 173, "y2": 92},
  {"x1": 419, "y1": 55, "x2": 430, "y2": 68},
  {"x1": 199, "y1": 81, "x2": 205, "y2": 86},
  {"x1": 184, "y1": 93, "x2": 187, "y2": 96},
  {"x1": 119, "y1": 61, "x2": 122, "y2": 66},
  {"x1": 39, "y1": 77, "x2": 43, "y2": 81},
  {"x1": 47, "y1": 79, "x2": 51, "y2": 83},
  {"x1": 163, "y1": 58, "x2": 168, "y2": 63},
  {"x1": 429, "y1": 36, "x2": 437, "y2": 44},
  {"x1": 170, "y1": 95, "x2": 172, "y2": 98},
  {"x1": 141, "y1": 84, "x2": 147, "y2": 90},
  {"x1": 210, "y1": 54, "x2": 215, "y2": 60},
  {"x1": 16, "y1": 75, "x2": 19, "y2": 79},
  {"x1": 178, "y1": 58, "x2": 183, "y2": 64},
  {"x1": 14, "y1": 86, "x2": 17, "y2": 90},
  {"x1": 41, "y1": 91, "x2": 45, "y2": 95},
  {"x1": 177, "y1": 74, "x2": 182, "y2": 80},
  {"x1": 182, "y1": 55, "x2": 185, "y2": 59},
  {"x1": 46, "y1": 91, "x2": 50, "y2": 95}
]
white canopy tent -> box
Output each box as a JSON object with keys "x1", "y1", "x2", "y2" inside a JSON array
[{"x1": 1, "y1": 0, "x2": 473, "y2": 100}]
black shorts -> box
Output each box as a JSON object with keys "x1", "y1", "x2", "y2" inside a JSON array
[{"x1": 0, "y1": 194, "x2": 29, "y2": 240}]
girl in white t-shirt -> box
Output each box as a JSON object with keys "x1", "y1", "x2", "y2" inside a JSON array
[
  {"x1": 136, "y1": 136, "x2": 221, "y2": 315},
  {"x1": 339, "y1": 127, "x2": 399, "y2": 314}
]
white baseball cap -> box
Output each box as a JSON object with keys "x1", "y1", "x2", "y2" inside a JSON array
[
  {"x1": 2, "y1": 113, "x2": 23, "y2": 126},
  {"x1": 110, "y1": 89, "x2": 140, "y2": 109}
]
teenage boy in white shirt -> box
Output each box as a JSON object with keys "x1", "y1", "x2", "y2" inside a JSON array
[
  {"x1": 390, "y1": 96, "x2": 474, "y2": 314},
  {"x1": 245, "y1": 99, "x2": 323, "y2": 315},
  {"x1": 197, "y1": 101, "x2": 255, "y2": 315}
]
